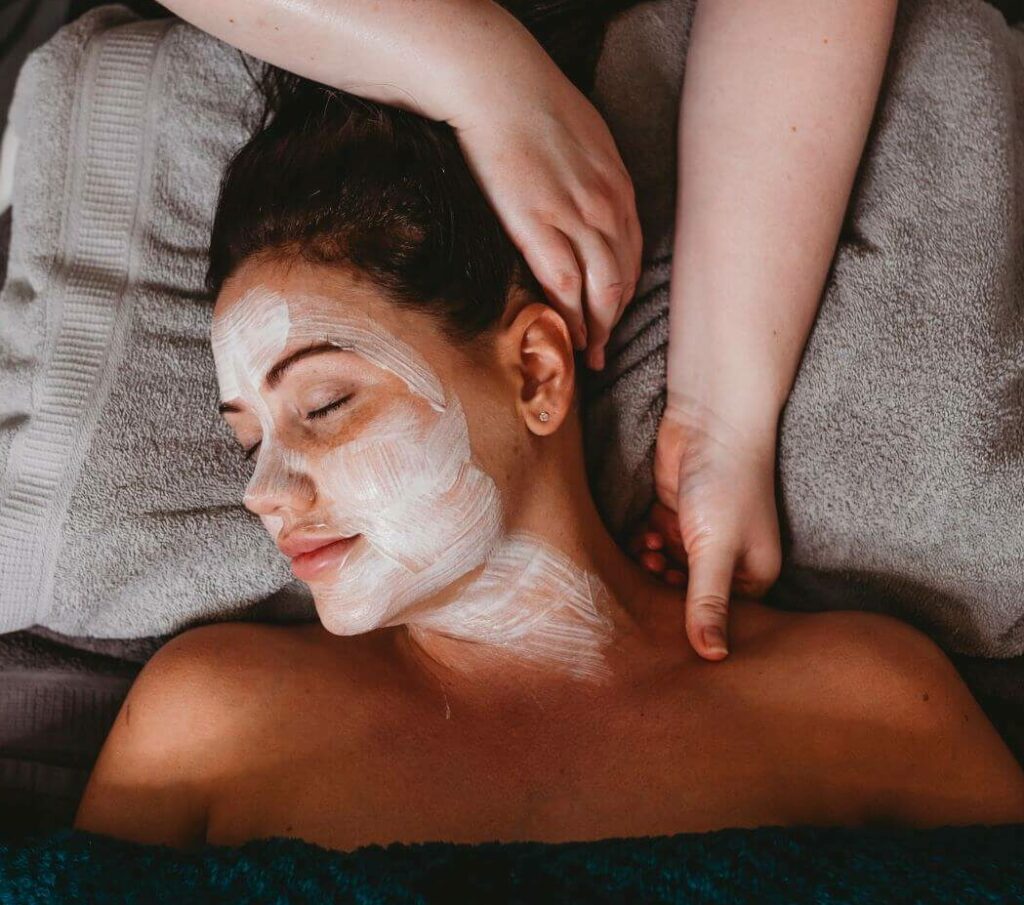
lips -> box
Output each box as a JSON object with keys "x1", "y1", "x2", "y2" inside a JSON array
[{"x1": 282, "y1": 535, "x2": 361, "y2": 582}]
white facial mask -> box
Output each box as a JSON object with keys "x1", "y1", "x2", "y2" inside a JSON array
[{"x1": 213, "y1": 286, "x2": 613, "y2": 679}]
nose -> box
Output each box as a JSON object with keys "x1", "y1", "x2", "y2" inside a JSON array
[{"x1": 243, "y1": 441, "x2": 316, "y2": 517}]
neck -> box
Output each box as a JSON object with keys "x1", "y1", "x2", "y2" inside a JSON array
[{"x1": 401, "y1": 453, "x2": 670, "y2": 685}]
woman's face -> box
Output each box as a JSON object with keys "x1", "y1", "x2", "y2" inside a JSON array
[{"x1": 212, "y1": 257, "x2": 523, "y2": 635}]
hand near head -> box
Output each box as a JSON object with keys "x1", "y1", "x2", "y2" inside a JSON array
[
  {"x1": 159, "y1": 0, "x2": 640, "y2": 371},
  {"x1": 450, "y1": 75, "x2": 642, "y2": 372},
  {"x1": 632, "y1": 399, "x2": 782, "y2": 660}
]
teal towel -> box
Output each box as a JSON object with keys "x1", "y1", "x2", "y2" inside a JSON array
[{"x1": 1, "y1": 824, "x2": 1022, "y2": 903}]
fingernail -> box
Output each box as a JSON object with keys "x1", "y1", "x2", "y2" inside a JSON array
[{"x1": 701, "y1": 627, "x2": 729, "y2": 657}]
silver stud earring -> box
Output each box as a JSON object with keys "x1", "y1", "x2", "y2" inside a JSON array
[{"x1": 538, "y1": 411, "x2": 551, "y2": 423}]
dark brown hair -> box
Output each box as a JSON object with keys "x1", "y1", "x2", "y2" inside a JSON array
[{"x1": 207, "y1": 0, "x2": 647, "y2": 340}]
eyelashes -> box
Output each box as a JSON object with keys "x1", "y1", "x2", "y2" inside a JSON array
[
  {"x1": 242, "y1": 394, "x2": 354, "y2": 461},
  {"x1": 307, "y1": 393, "x2": 354, "y2": 421}
]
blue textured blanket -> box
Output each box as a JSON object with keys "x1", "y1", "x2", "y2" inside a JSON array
[{"x1": 1, "y1": 824, "x2": 1022, "y2": 904}]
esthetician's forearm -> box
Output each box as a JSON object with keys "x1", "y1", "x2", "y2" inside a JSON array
[
  {"x1": 666, "y1": 0, "x2": 896, "y2": 436},
  {"x1": 157, "y1": 0, "x2": 557, "y2": 123}
]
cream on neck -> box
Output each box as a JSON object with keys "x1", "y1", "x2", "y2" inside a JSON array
[{"x1": 213, "y1": 286, "x2": 616, "y2": 681}]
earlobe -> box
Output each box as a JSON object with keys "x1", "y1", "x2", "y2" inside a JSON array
[{"x1": 503, "y1": 303, "x2": 575, "y2": 436}]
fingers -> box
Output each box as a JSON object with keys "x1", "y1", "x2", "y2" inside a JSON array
[
  {"x1": 614, "y1": 171, "x2": 643, "y2": 323},
  {"x1": 684, "y1": 545, "x2": 735, "y2": 661},
  {"x1": 623, "y1": 188, "x2": 643, "y2": 286},
  {"x1": 508, "y1": 177, "x2": 640, "y2": 370},
  {"x1": 649, "y1": 502, "x2": 681, "y2": 543},
  {"x1": 642, "y1": 530, "x2": 663, "y2": 551},
  {"x1": 628, "y1": 530, "x2": 666, "y2": 568},
  {"x1": 568, "y1": 227, "x2": 624, "y2": 371},
  {"x1": 640, "y1": 550, "x2": 667, "y2": 573},
  {"x1": 607, "y1": 176, "x2": 641, "y2": 324},
  {"x1": 518, "y1": 222, "x2": 587, "y2": 350},
  {"x1": 664, "y1": 569, "x2": 687, "y2": 587},
  {"x1": 569, "y1": 170, "x2": 642, "y2": 371}
]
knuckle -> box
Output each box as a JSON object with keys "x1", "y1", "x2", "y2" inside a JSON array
[
  {"x1": 689, "y1": 594, "x2": 730, "y2": 620},
  {"x1": 599, "y1": 280, "x2": 626, "y2": 306},
  {"x1": 614, "y1": 165, "x2": 635, "y2": 194},
  {"x1": 578, "y1": 193, "x2": 618, "y2": 232},
  {"x1": 552, "y1": 269, "x2": 582, "y2": 294}
]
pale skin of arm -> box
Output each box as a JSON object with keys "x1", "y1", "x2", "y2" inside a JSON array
[
  {"x1": 652, "y1": 0, "x2": 899, "y2": 658},
  {"x1": 156, "y1": 0, "x2": 642, "y2": 368}
]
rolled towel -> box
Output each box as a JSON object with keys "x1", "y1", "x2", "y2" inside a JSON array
[{"x1": 0, "y1": 6, "x2": 312, "y2": 636}]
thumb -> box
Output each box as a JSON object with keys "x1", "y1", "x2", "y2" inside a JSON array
[{"x1": 684, "y1": 544, "x2": 736, "y2": 661}]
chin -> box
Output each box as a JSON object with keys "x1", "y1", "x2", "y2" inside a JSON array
[{"x1": 313, "y1": 593, "x2": 396, "y2": 637}]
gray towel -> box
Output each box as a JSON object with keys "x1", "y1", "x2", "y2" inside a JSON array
[
  {"x1": 0, "y1": 6, "x2": 313, "y2": 636},
  {"x1": 586, "y1": 0, "x2": 1024, "y2": 658}
]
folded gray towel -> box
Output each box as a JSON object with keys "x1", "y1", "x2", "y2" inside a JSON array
[
  {"x1": 0, "y1": 6, "x2": 313, "y2": 636},
  {"x1": 586, "y1": 0, "x2": 1024, "y2": 658}
]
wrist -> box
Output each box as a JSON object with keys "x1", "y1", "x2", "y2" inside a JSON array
[
  {"x1": 662, "y1": 389, "x2": 780, "y2": 457},
  {"x1": 664, "y1": 328, "x2": 794, "y2": 439}
]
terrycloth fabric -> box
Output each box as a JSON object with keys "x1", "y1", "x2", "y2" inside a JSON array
[
  {"x1": 585, "y1": 0, "x2": 1024, "y2": 658},
  {"x1": 0, "y1": 6, "x2": 313, "y2": 635},
  {"x1": 2, "y1": 823, "x2": 1024, "y2": 904}
]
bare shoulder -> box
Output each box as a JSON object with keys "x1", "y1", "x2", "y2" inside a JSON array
[
  {"x1": 73, "y1": 621, "x2": 370, "y2": 848},
  {"x1": 114, "y1": 622, "x2": 316, "y2": 734},
  {"x1": 771, "y1": 607, "x2": 992, "y2": 715},
  {"x1": 761, "y1": 607, "x2": 1024, "y2": 827},
  {"x1": 138, "y1": 620, "x2": 323, "y2": 696},
  {"x1": 104, "y1": 620, "x2": 387, "y2": 748}
]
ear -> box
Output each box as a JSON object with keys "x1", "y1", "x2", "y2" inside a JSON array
[{"x1": 499, "y1": 303, "x2": 576, "y2": 437}]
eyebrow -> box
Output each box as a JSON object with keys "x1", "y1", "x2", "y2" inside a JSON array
[{"x1": 217, "y1": 342, "x2": 352, "y2": 415}]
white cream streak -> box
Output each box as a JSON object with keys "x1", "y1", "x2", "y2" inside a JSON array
[
  {"x1": 212, "y1": 287, "x2": 614, "y2": 680},
  {"x1": 410, "y1": 536, "x2": 615, "y2": 680}
]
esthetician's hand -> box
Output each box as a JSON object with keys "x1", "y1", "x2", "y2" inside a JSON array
[
  {"x1": 633, "y1": 399, "x2": 782, "y2": 660},
  {"x1": 158, "y1": 0, "x2": 640, "y2": 371},
  {"x1": 449, "y1": 69, "x2": 642, "y2": 371}
]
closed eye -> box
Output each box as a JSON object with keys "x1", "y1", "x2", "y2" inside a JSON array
[
  {"x1": 242, "y1": 394, "x2": 353, "y2": 461},
  {"x1": 307, "y1": 394, "x2": 353, "y2": 421}
]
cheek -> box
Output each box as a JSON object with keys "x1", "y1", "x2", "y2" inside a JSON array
[{"x1": 313, "y1": 403, "x2": 466, "y2": 511}]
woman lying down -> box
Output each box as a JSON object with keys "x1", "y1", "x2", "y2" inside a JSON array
[{"x1": 73, "y1": 71, "x2": 1024, "y2": 852}]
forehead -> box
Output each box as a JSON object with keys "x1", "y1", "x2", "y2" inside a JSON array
[
  {"x1": 213, "y1": 257, "x2": 399, "y2": 338},
  {"x1": 211, "y1": 259, "x2": 446, "y2": 407}
]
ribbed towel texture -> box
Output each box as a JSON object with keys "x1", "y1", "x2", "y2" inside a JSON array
[
  {"x1": 585, "y1": 0, "x2": 1024, "y2": 657},
  {"x1": 0, "y1": 7, "x2": 312, "y2": 636}
]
